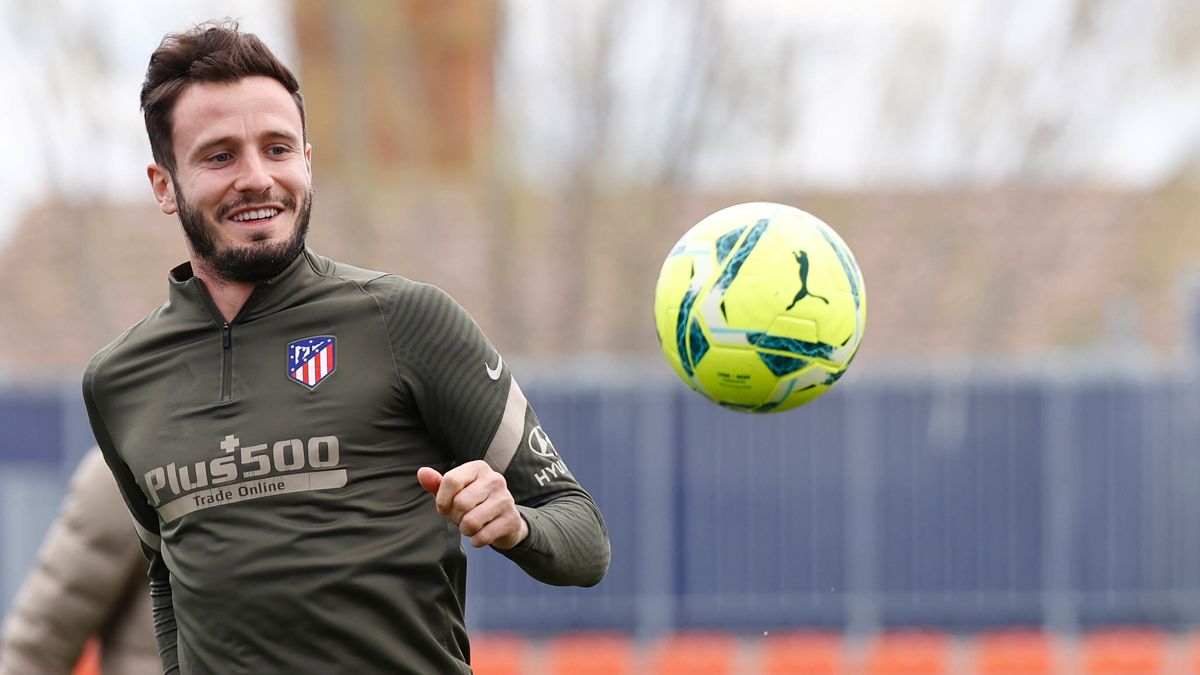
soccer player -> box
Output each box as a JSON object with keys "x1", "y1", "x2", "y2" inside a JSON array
[{"x1": 82, "y1": 21, "x2": 609, "y2": 674}]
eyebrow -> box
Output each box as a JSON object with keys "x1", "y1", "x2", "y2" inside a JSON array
[{"x1": 189, "y1": 130, "x2": 301, "y2": 161}]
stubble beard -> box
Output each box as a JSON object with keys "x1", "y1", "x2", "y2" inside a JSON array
[{"x1": 175, "y1": 182, "x2": 313, "y2": 284}]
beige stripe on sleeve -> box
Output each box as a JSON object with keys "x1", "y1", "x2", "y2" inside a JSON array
[{"x1": 483, "y1": 379, "x2": 528, "y2": 473}]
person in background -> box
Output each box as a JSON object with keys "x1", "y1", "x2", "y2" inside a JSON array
[{"x1": 0, "y1": 447, "x2": 158, "y2": 675}]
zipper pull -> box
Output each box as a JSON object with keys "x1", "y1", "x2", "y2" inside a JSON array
[{"x1": 222, "y1": 323, "x2": 232, "y2": 349}]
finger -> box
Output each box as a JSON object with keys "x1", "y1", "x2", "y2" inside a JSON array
[
  {"x1": 467, "y1": 510, "x2": 523, "y2": 549},
  {"x1": 416, "y1": 467, "x2": 442, "y2": 497},
  {"x1": 447, "y1": 464, "x2": 506, "y2": 524},
  {"x1": 448, "y1": 479, "x2": 495, "y2": 526},
  {"x1": 434, "y1": 462, "x2": 483, "y2": 515},
  {"x1": 458, "y1": 492, "x2": 511, "y2": 537}
]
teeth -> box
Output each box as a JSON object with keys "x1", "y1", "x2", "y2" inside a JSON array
[{"x1": 231, "y1": 208, "x2": 280, "y2": 222}]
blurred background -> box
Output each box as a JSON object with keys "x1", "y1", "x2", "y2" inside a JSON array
[{"x1": 3, "y1": 0, "x2": 1200, "y2": 672}]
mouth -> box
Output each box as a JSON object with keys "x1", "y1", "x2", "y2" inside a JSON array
[{"x1": 225, "y1": 205, "x2": 286, "y2": 227}]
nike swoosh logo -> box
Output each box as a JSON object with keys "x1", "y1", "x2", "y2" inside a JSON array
[{"x1": 485, "y1": 354, "x2": 503, "y2": 381}]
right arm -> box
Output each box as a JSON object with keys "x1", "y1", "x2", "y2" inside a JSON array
[
  {"x1": 83, "y1": 364, "x2": 179, "y2": 675},
  {"x1": 145, "y1": 556, "x2": 178, "y2": 675}
]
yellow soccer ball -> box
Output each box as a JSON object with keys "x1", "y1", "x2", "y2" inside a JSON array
[{"x1": 654, "y1": 202, "x2": 866, "y2": 413}]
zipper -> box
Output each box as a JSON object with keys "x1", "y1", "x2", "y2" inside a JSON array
[{"x1": 221, "y1": 322, "x2": 233, "y2": 401}]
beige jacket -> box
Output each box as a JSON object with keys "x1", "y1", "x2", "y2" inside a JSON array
[{"x1": 0, "y1": 448, "x2": 158, "y2": 675}]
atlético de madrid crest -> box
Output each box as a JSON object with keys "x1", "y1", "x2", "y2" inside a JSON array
[{"x1": 287, "y1": 336, "x2": 336, "y2": 389}]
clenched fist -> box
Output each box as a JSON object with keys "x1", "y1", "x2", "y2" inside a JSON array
[{"x1": 417, "y1": 461, "x2": 529, "y2": 550}]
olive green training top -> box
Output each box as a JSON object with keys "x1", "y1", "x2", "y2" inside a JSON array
[{"x1": 82, "y1": 249, "x2": 610, "y2": 675}]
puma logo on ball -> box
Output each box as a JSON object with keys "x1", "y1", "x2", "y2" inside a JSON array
[{"x1": 786, "y1": 250, "x2": 829, "y2": 310}]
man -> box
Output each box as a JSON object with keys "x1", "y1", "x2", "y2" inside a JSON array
[
  {"x1": 82, "y1": 21, "x2": 609, "y2": 675},
  {"x1": 0, "y1": 448, "x2": 158, "y2": 675}
]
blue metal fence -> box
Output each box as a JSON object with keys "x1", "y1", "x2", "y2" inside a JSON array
[
  {"x1": 3, "y1": 370, "x2": 1200, "y2": 637},
  {"x1": 465, "y1": 372, "x2": 1200, "y2": 637}
]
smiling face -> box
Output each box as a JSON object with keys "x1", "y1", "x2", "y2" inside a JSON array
[{"x1": 149, "y1": 75, "x2": 313, "y2": 283}]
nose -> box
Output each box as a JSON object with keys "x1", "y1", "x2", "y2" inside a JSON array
[{"x1": 233, "y1": 153, "x2": 273, "y2": 193}]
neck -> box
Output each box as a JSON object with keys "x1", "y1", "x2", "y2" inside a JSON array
[{"x1": 190, "y1": 256, "x2": 256, "y2": 323}]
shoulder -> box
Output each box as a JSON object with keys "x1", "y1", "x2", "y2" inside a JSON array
[
  {"x1": 306, "y1": 251, "x2": 389, "y2": 286},
  {"x1": 360, "y1": 273, "x2": 468, "y2": 325},
  {"x1": 299, "y1": 252, "x2": 484, "y2": 356},
  {"x1": 302, "y1": 250, "x2": 458, "y2": 311},
  {"x1": 82, "y1": 311, "x2": 160, "y2": 397},
  {"x1": 304, "y1": 253, "x2": 451, "y2": 311},
  {"x1": 360, "y1": 276, "x2": 488, "y2": 364}
]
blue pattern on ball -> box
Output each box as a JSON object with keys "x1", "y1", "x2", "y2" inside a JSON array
[
  {"x1": 747, "y1": 332, "x2": 834, "y2": 360},
  {"x1": 675, "y1": 287, "x2": 699, "y2": 376},
  {"x1": 714, "y1": 226, "x2": 746, "y2": 264},
  {"x1": 688, "y1": 317, "x2": 709, "y2": 368},
  {"x1": 713, "y1": 219, "x2": 768, "y2": 292}
]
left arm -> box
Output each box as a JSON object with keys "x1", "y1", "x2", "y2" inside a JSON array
[
  {"x1": 371, "y1": 278, "x2": 610, "y2": 587},
  {"x1": 418, "y1": 450, "x2": 611, "y2": 587},
  {"x1": 504, "y1": 493, "x2": 610, "y2": 587}
]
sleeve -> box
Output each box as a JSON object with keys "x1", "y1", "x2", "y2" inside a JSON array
[
  {"x1": 369, "y1": 279, "x2": 610, "y2": 586},
  {"x1": 0, "y1": 449, "x2": 147, "y2": 675},
  {"x1": 484, "y1": 396, "x2": 611, "y2": 587},
  {"x1": 82, "y1": 360, "x2": 180, "y2": 675}
]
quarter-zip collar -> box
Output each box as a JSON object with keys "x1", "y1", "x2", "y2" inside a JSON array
[{"x1": 166, "y1": 248, "x2": 326, "y2": 326}]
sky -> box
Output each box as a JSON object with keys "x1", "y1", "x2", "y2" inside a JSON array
[
  {"x1": 3, "y1": 0, "x2": 1200, "y2": 244},
  {"x1": 0, "y1": 0, "x2": 294, "y2": 246},
  {"x1": 500, "y1": 0, "x2": 1200, "y2": 189}
]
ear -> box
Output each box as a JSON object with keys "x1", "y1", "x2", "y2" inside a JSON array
[
  {"x1": 147, "y1": 163, "x2": 178, "y2": 215},
  {"x1": 304, "y1": 143, "x2": 313, "y2": 179}
]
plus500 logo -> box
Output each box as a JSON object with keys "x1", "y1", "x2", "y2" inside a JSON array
[{"x1": 144, "y1": 434, "x2": 340, "y2": 506}]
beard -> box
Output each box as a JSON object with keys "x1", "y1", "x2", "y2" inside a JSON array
[{"x1": 175, "y1": 182, "x2": 313, "y2": 284}]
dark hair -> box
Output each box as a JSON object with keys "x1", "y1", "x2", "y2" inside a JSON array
[{"x1": 140, "y1": 20, "x2": 306, "y2": 175}]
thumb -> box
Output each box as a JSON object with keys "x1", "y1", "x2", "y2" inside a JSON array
[{"x1": 416, "y1": 467, "x2": 442, "y2": 496}]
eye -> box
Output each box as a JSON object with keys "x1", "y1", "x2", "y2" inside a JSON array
[
  {"x1": 209, "y1": 152, "x2": 233, "y2": 164},
  {"x1": 267, "y1": 145, "x2": 290, "y2": 156}
]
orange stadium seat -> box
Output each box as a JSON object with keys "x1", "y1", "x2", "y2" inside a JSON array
[
  {"x1": 545, "y1": 632, "x2": 635, "y2": 675},
  {"x1": 760, "y1": 630, "x2": 844, "y2": 675},
  {"x1": 972, "y1": 629, "x2": 1055, "y2": 675},
  {"x1": 1185, "y1": 632, "x2": 1200, "y2": 673},
  {"x1": 1081, "y1": 627, "x2": 1168, "y2": 675},
  {"x1": 470, "y1": 633, "x2": 529, "y2": 675},
  {"x1": 649, "y1": 631, "x2": 738, "y2": 675},
  {"x1": 864, "y1": 630, "x2": 951, "y2": 675},
  {"x1": 71, "y1": 638, "x2": 101, "y2": 675}
]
